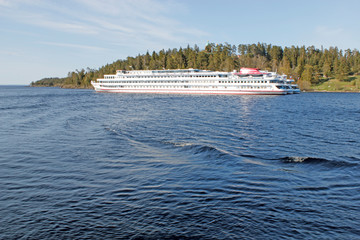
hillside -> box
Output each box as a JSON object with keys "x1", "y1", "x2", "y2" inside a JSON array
[{"x1": 31, "y1": 43, "x2": 360, "y2": 92}]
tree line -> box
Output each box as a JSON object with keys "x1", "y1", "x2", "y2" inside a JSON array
[{"x1": 31, "y1": 42, "x2": 360, "y2": 90}]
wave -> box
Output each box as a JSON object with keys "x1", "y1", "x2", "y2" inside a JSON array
[
  {"x1": 162, "y1": 141, "x2": 235, "y2": 160},
  {"x1": 181, "y1": 144, "x2": 231, "y2": 159},
  {"x1": 0, "y1": 103, "x2": 49, "y2": 111},
  {"x1": 104, "y1": 127, "x2": 135, "y2": 139},
  {"x1": 161, "y1": 141, "x2": 263, "y2": 162},
  {"x1": 280, "y1": 156, "x2": 358, "y2": 168},
  {"x1": 189, "y1": 145, "x2": 228, "y2": 157}
]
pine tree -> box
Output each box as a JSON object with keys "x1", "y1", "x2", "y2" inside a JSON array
[
  {"x1": 196, "y1": 51, "x2": 208, "y2": 69},
  {"x1": 279, "y1": 56, "x2": 291, "y2": 76},
  {"x1": 322, "y1": 61, "x2": 331, "y2": 78}
]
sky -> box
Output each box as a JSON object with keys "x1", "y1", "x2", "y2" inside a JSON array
[{"x1": 0, "y1": 0, "x2": 359, "y2": 85}]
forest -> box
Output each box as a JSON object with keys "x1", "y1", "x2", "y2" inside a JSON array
[{"x1": 31, "y1": 42, "x2": 360, "y2": 91}]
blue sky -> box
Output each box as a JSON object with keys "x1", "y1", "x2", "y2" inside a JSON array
[{"x1": 0, "y1": 0, "x2": 359, "y2": 85}]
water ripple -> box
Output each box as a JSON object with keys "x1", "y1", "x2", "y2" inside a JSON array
[
  {"x1": 280, "y1": 156, "x2": 358, "y2": 168},
  {"x1": 1, "y1": 87, "x2": 360, "y2": 239}
]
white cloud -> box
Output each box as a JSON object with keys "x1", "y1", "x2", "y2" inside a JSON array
[
  {"x1": 73, "y1": 0, "x2": 208, "y2": 44},
  {"x1": 0, "y1": 0, "x2": 207, "y2": 47},
  {"x1": 30, "y1": 18, "x2": 99, "y2": 35},
  {"x1": 39, "y1": 41, "x2": 108, "y2": 51},
  {"x1": 0, "y1": 0, "x2": 11, "y2": 7},
  {"x1": 0, "y1": 0, "x2": 210, "y2": 84}
]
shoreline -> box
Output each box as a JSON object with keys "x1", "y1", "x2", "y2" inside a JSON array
[
  {"x1": 29, "y1": 85, "x2": 360, "y2": 93},
  {"x1": 308, "y1": 90, "x2": 360, "y2": 93}
]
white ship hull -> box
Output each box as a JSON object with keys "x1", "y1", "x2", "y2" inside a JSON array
[
  {"x1": 92, "y1": 86, "x2": 287, "y2": 95},
  {"x1": 91, "y1": 68, "x2": 296, "y2": 95}
]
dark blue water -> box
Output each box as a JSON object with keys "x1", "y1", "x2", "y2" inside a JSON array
[{"x1": 1, "y1": 86, "x2": 359, "y2": 239}]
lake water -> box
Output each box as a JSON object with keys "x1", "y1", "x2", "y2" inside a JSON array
[{"x1": 1, "y1": 86, "x2": 359, "y2": 239}]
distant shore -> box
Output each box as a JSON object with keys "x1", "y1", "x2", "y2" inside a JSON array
[{"x1": 30, "y1": 83, "x2": 93, "y2": 89}]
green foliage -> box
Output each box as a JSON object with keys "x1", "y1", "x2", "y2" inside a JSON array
[
  {"x1": 301, "y1": 64, "x2": 314, "y2": 83},
  {"x1": 32, "y1": 42, "x2": 360, "y2": 91},
  {"x1": 298, "y1": 64, "x2": 314, "y2": 90},
  {"x1": 30, "y1": 77, "x2": 66, "y2": 87},
  {"x1": 312, "y1": 75, "x2": 360, "y2": 92}
]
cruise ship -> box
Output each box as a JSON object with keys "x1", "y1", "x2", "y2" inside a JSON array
[{"x1": 91, "y1": 68, "x2": 299, "y2": 95}]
